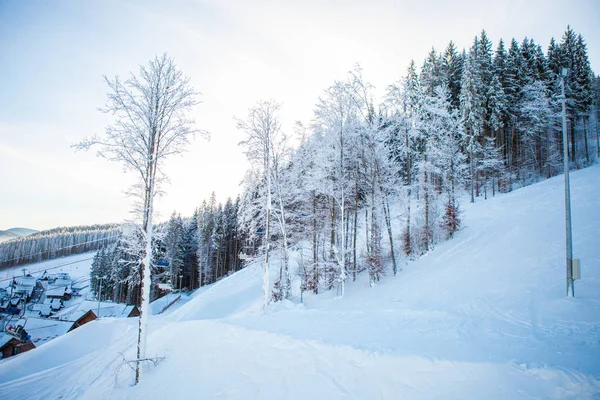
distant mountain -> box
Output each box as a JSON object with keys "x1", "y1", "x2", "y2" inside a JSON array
[
  {"x1": 0, "y1": 227, "x2": 39, "y2": 243},
  {"x1": 0, "y1": 231, "x2": 18, "y2": 242},
  {"x1": 6, "y1": 227, "x2": 38, "y2": 236}
]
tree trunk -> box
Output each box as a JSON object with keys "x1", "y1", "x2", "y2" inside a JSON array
[
  {"x1": 570, "y1": 112, "x2": 576, "y2": 166},
  {"x1": 382, "y1": 195, "x2": 397, "y2": 275},
  {"x1": 330, "y1": 197, "x2": 335, "y2": 260},
  {"x1": 352, "y1": 208, "x2": 358, "y2": 281},
  {"x1": 583, "y1": 115, "x2": 590, "y2": 165},
  {"x1": 405, "y1": 128, "x2": 412, "y2": 254},
  {"x1": 275, "y1": 184, "x2": 290, "y2": 299},
  {"x1": 469, "y1": 139, "x2": 475, "y2": 203},
  {"x1": 424, "y1": 166, "x2": 430, "y2": 251},
  {"x1": 136, "y1": 147, "x2": 156, "y2": 384},
  {"x1": 312, "y1": 193, "x2": 318, "y2": 294},
  {"x1": 263, "y1": 140, "x2": 271, "y2": 307},
  {"x1": 339, "y1": 129, "x2": 346, "y2": 297}
]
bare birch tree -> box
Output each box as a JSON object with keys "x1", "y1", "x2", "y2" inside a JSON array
[
  {"x1": 73, "y1": 53, "x2": 205, "y2": 384},
  {"x1": 236, "y1": 100, "x2": 283, "y2": 307}
]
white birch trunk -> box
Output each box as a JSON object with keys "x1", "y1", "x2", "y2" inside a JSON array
[
  {"x1": 263, "y1": 136, "x2": 271, "y2": 308},
  {"x1": 339, "y1": 126, "x2": 346, "y2": 297},
  {"x1": 135, "y1": 149, "x2": 156, "y2": 384},
  {"x1": 275, "y1": 192, "x2": 290, "y2": 298}
]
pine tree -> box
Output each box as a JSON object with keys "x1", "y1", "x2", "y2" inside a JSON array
[
  {"x1": 477, "y1": 30, "x2": 495, "y2": 136},
  {"x1": 574, "y1": 34, "x2": 594, "y2": 164},
  {"x1": 519, "y1": 80, "x2": 554, "y2": 180},
  {"x1": 460, "y1": 52, "x2": 484, "y2": 202},
  {"x1": 488, "y1": 74, "x2": 507, "y2": 135},
  {"x1": 520, "y1": 38, "x2": 537, "y2": 84},
  {"x1": 547, "y1": 37, "x2": 561, "y2": 80},
  {"x1": 164, "y1": 212, "x2": 185, "y2": 287},
  {"x1": 421, "y1": 47, "x2": 442, "y2": 96},
  {"x1": 181, "y1": 211, "x2": 199, "y2": 290},
  {"x1": 442, "y1": 41, "x2": 463, "y2": 109},
  {"x1": 197, "y1": 198, "x2": 215, "y2": 286},
  {"x1": 560, "y1": 26, "x2": 579, "y2": 164},
  {"x1": 90, "y1": 247, "x2": 112, "y2": 300}
]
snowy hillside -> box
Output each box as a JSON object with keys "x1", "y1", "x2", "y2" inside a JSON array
[
  {"x1": 0, "y1": 252, "x2": 93, "y2": 285},
  {"x1": 1, "y1": 165, "x2": 599, "y2": 399}
]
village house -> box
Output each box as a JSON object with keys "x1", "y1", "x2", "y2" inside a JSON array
[
  {"x1": 44, "y1": 275, "x2": 73, "y2": 302},
  {"x1": 66, "y1": 300, "x2": 140, "y2": 318},
  {"x1": 44, "y1": 285, "x2": 72, "y2": 301},
  {"x1": 0, "y1": 334, "x2": 35, "y2": 359},
  {"x1": 11, "y1": 275, "x2": 37, "y2": 299}
]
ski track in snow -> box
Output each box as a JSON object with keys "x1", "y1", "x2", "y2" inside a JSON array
[{"x1": 1, "y1": 165, "x2": 599, "y2": 399}]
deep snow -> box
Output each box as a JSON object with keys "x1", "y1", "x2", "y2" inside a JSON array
[{"x1": 0, "y1": 165, "x2": 599, "y2": 399}]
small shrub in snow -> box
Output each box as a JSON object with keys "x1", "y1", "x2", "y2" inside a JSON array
[{"x1": 441, "y1": 203, "x2": 461, "y2": 239}]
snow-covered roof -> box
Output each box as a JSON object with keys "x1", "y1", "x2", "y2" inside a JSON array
[
  {"x1": 38, "y1": 304, "x2": 52, "y2": 317},
  {"x1": 51, "y1": 278, "x2": 72, "y2": 287},
  {"x1": 13, "y1": 284, "x2": 35, "y2": 297},
  {"x1": 0, "y1": 333, "x2": 13, "y2": 349},
  {"x1": 45, "y1": 286, "x2": 68, "y2": 298},
  {"x1": 70, "y1": 300, "x2": 136, "y2": 318},
  {"x1": 17, "y1": 317, "x2": 75, "y2": 346},
  {"x1": 66, "y1": 309, "x2": 95, "y2": 322},
  {"x1": 14, "y1": 276, "x2": 36, "y2": 286}
]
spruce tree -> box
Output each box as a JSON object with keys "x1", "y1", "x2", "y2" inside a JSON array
[
  {"x1": 442, "y1": 41, "x2": 463, "y2": 109},
  {"x1": 421, "y1": 47, "x2": 442, "y2": 96},
  {"x1": 460, "y1": 52, "x2": 484, "y2": 202}
]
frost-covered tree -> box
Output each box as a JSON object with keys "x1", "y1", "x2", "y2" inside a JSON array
[
  {"x1": 312, "y1": 78, "x2": 362, "y2": 296},
  {"x1": 90, "y1": 247, "x2": 112, "y2": 300},
  {"x1": 236, "y1": 100, "x2": 283, "y2": 306},
  {"x1": 519, "y1": 80, "x2": 554, "y2": 181},
  {"x1": 181, "y1": 210, "x2": 199, "y2": 289},
  {"x1": 73, "y1": 54, "x2": 205, "y2": 384},
  {"x1": 421, "y1": 48, "x2": 443, "y2": 96},
  {"x1": 385, "y1": 60, "x2": 422, "y2": 256},
  {"x1": 197, "y1": 197, "x2": 215, "y2": 286},
  {"x1": 164, "y1": 212, "x2": 185, "y2": 286},
  {"x1": 460, "y1": 52, "x2": 484, "y2": 202},
  {"x1": 441, "y1": 41, "x2": 463, "y2": 109},
  {"x1": 477, "y1": 137, "x2": 505, "y2": 199}
]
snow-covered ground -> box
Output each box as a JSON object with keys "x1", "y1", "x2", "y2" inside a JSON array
[
  {"x1": 150, "y1": 291, "x2": 194, "y2": 316},
  {"x1": 1, "y1": 165, "x2": 599, "y2": 399},
  {"x1": 0, "y1": 252, "x2": 94, "y2": 288}
]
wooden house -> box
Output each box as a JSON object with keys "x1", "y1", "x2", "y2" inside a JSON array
[
  {"x1": 0, "y1": 335, "x2": 36, "y2": 359},
  {"x1": 67, "y1": 309, "x2": 97, "y2": 331}
]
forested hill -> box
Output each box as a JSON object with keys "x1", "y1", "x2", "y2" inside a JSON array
[
  {"x1": 0, "y1": 223, "x2": 120, "y2": 270},
  {"x1": 97, "y1": 27, "x2": 599, "y2": 305}
]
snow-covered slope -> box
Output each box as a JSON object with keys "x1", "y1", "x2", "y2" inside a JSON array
[
  {"x1": 0, "y1": 252, "x2": 94, "y2": 286},
  {"x1": 1, "y1": 165, "x2": 599, "y2": 399}
]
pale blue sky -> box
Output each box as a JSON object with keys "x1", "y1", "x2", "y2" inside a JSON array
[{"x1": 1, "y1": 0, "x2": 598, "y2": 230}]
